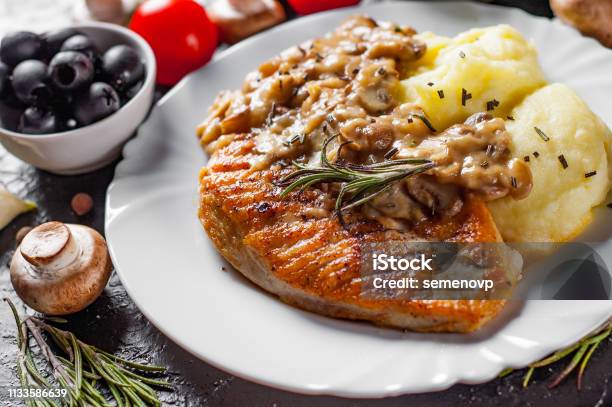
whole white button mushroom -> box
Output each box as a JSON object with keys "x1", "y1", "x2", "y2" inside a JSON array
[{"x1": 10, "y1": 221, "x2": 112, "y2": 315}]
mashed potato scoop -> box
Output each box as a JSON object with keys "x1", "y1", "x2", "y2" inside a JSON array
[
  {"x1": 402, "y1": 25, "x2": 546, "y2": 131},
  {"x1": 488, "y1": 84, "x2": 612, "y2": 242}
]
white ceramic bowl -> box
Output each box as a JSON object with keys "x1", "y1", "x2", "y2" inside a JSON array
[{"x1": 0, "y1": 22, "x2": 156, "y2": 175}]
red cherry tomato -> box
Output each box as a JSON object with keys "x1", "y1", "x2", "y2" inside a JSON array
[
  {"x1": 287, "y1": 0, "x2": 360, "y2": 15},
  {"x1": 129, "y1": 0, "x2": 218, "y2": 85}
]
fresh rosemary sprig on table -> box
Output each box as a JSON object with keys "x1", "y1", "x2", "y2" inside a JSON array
[
  {"x1": 5, "y1": 298, "x2": 172, "y2": 407},
  {"x1": 499, "y1": 319, "x2": 611, "y2": 390},
  {"x1": 278, "y1": 135, "x2": 434, "y2": 224}
]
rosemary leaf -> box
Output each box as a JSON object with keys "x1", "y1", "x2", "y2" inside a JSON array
[
  {"x1": 16, "y1": 362, "x2": 30, "y2": 405},
  {"x1": 123, "y1": 375, "x2": 160, "y2": 406},
  {"x1": 529, "y1": 342, "x2": 582, "y2": 368},
  {"x1": 548, "y1": 342, "x2": 589, "y2": 389},
  {"x1": 108, "y1": 383, "x2": 124, "y2": 407},
  {"x1": 120, "y1": 382, "x2": 145, "y2": 406},
  {"x1": 102, "y1": 359, "x2": 153, "y2": 405},
  {"x1": 64, "y1": 368, "x2": 107, "y2": 406},
  {"x1": 34, "y1": 396, "x2": 54, "y2": 407},
  {"x1": 278, "y1": 135, "x2": 435, "y2": 226},
  {"x1": 583, "y1": 326, "x2": 612, "y2": 346},
  {"x1": 100, "y1": 355, "x2": 170, "y2": 391},
  {"x1": 80, "y1": 388, "x2": 103, "y2": 407},
  {"x1": 58, "y1": 356, "x2": 100, "y2": 380},
  {"x1": 577, "y1": 341, "x2": 601, "y2": 390},
  {"x1": 4, "y1": 299, "x2": 171, "y2": 406},
  {"x1": 412, "y1": 114, "x2": 436, "y2": 132},
  {"x1": 42, "y1": 324, "x2": 73, "y2": 360},
  {"x1": 4, "y1": 298, "x2": 25, "y2": 346},
  {"x1": 81, "y1": 347, "x2": 125, "y2": 388},
  {"x1": 341, "y1": 184, "x2": 392, "y2": 212},
  {"x1": 501, "y1": 320, "x2": 611, "y2": 389},
  {"x1": 280, "y1": 172, "x2": 345, "y2": 197},
  {"x1": 25, "y1": 349, "x2": 50, "y2": 388},
  {"x1": 522, "y1": 367, "x2": 534, "y2": 388},
  {"x1": 57, "y1": 356, "x2": 101, "y2": 382},
  {"x1": 98, "y1": 350, "x2": 167, "y2": 373},
  {"x1": 121, "y1": 368, "x2": 174, "y2": 389},
  {"x1": 57, "y1": 374, "x2": 78, "y2": 402},
  {"x1": 69, "y1": 332, "x2": 83, "y2": 400}
]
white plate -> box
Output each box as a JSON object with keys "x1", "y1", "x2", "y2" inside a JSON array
[{"x1": 105, "y1": 1, "x2": 612, "y2": 397}]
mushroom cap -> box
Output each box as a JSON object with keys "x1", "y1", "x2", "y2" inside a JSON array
[{"x1": 10, "y1": 222, "x2": 112, "y2": 315}]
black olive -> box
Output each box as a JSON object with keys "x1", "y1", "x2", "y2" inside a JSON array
[
  {"x1": 74, "y1": 82, "x2": 120, "y2": 125},
  {"x1": 122, "y1": 80, "x2": 143, "y2": 103},
  {"x1": 61, "y1": 34, "x2": 98, "y2": 61},
  {"x1": 42, "y1": 28, "x2": 82, "y2": 57},
  {"x1": 48, "y1": 51, "x2": 94, "y2": 91},
  {"x1": 0, "y1": 31, "x2": 44, "y2": 67},
  {"x1": 0, "y1": 61, "x2": 10, "y2": 98},
  {"x1": 18, "y1": 106, "x2": 57, "y2": 134},
  {"x1": 11, "y1": 60, "x2": 52, "y2": 106},
  {"x1": 102, "y1": 45, "x2": 145, "y2": 92}
]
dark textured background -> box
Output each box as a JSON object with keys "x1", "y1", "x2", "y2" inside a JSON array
[{"x1": 1, "y1": 1, "x2": 611, "y2": 406}]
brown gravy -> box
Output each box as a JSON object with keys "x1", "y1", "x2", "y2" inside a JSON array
[{"x1": 197, "y1": 15, "x2": 532, "y2": 228}]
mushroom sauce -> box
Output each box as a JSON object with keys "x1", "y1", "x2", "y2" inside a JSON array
[{"x1": 198, "y1": 16, "x2": 532, "y2": 228}]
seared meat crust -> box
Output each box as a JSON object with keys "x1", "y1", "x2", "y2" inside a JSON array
[{"x1": 199, "y1": 133, "x2": 505, "y2": 332}]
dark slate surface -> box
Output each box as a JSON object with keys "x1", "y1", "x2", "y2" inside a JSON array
[{"x1": 1, "y1": 1, "x2": 611, "y2": 406}]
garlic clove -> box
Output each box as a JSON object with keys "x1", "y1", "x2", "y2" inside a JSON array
[{"x1": 0, "y1": 187, "x2": 36, "y2": 230}]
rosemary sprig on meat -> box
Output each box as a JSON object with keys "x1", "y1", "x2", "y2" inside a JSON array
[
  {"x1": 499, "y1": 319, "x2": 611, "y2": 390},
  {"x1": 5, "y1": 298, "x2": 172, "y2": 406},
  {"x1": 278, "y1": 135, "x2": 434, "y2": 225}
]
